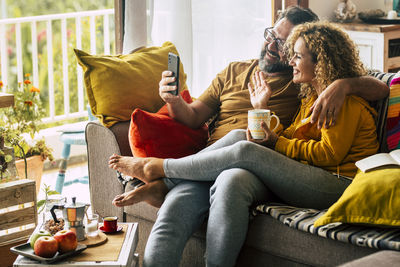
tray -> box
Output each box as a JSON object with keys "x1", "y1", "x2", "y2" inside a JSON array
[{"x1": 10, "y1": 243, "x2": 87, "y2": 263}]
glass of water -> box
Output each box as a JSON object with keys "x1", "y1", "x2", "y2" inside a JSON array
[{"x1": 85, "y1": 213, "x2": 99, "y2": 237}]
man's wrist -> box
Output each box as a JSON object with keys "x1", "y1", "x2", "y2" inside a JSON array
[{"x1": 338, "y1": 78, "x2": 353, "y2": 96}]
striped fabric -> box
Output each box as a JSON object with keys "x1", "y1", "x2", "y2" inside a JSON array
[
  {"x1": 255, "y1": 204, "x2": 400, "y2": 251},
  {"x1": 369, "y1": 71, "x2": 400, "y2": 152},
  {"x1": 387, "y1": 76, "x2": 400, "y2": 151}
]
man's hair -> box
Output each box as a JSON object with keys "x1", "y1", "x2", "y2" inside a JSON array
[{"x1": 277, "y1": 6, "x2": 319, "y2": 25}]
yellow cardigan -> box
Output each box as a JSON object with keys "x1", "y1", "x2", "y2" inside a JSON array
[{"x1": 274, "y1": 95, "x2": 379, "y2": 178}]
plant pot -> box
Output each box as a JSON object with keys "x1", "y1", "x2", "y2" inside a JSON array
[{"x1": 15, "y1": 155, "x2": 44, "y2": 194}]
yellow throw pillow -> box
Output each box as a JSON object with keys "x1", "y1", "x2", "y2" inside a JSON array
[
  {"x1": 74, "y1": 41, "x2": 187, "y2": 127},
  {"x1": 314, "y1": 168, "x2": 400, "y2": 227}
]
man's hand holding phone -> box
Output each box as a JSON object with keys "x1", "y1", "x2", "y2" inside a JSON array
[
  {"x1": 167, "y1": 52, "x2": 180, "y2": 96},
  {"x1": 159, "y1": 71, "x2": 180, "y2": 103},
  {"x1": 159, "y1": 53, "x2": 181, "y2": 104}
]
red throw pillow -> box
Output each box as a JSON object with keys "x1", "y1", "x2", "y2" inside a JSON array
[{"x1": 129, "y1": 90, "x2": 208, "y2": 158}]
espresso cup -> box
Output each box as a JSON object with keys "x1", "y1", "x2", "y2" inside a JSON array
[
  {"x1": 103, "y1": 216, "x2": 118, "y2": 232},
  {"x1": 248, "y1": 109, "x2": 280, "y2": 139}
]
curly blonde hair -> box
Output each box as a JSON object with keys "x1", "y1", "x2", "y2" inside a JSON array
[{"x1": 285, "y1": 21, "x2": 367, "y2": 99}]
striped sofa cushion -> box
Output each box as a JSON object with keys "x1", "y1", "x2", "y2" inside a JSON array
[
  {"x1": 255, "y1": 204, "x2": 400, "y2": 251},
  {"x1": 387, "y1": 76, "x2": 400, "y2": 150},
  {"x1": 369, "y1": 71, "x2": 400, "y2": 152}
]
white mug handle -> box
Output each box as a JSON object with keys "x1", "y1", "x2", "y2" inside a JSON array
[{"x1": 270, "y1": 114, "x2": 280, "y2": 132}]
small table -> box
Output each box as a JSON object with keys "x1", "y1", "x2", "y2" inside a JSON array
[{"x1": 13, "y1": 223, "x2": 139, "y2": 267}]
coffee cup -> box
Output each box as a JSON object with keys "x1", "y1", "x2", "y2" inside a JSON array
[
  {"x1": 248, "y1": 109, "x2": 280, "y2": 139},
  {"x1": 102, "y1": 216, "x2": 118, "y2": 232}
]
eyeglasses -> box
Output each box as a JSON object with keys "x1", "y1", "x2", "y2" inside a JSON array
[{"x1": 264, "y1": 27, "x2": 285, "y2": 52}]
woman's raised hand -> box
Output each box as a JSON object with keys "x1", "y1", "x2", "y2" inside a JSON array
[
  {"x1": 248, "y1": 71, "x2": 272, "y2": 109},
  {"x1": 159, "y1": 71, "x2": 181, "y2": 104}
]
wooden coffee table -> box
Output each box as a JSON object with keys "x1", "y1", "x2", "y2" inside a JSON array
[{"x1": 13, "y1": 223, "x2": 138, "y2": 267}]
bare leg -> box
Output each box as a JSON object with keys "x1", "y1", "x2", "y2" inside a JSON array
[
  {"x1": 108, "y1": 154, "x2": 165, "y2": 183},
  {"x1": 112, "y1": 180, "x2": 168, "y2": 208}
]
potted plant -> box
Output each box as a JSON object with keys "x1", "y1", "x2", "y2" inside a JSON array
[{"x1": 0, "y1": 74, "x2": 54, "y2": 193}]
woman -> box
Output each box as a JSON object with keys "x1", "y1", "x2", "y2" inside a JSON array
[{"x1": 109, "y1": 21, "x2": 379, "y2": 210}]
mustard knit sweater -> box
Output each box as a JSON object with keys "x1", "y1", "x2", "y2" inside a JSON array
[{"x1": 275, "y1": 95, "x2": 379, "y2": 178}]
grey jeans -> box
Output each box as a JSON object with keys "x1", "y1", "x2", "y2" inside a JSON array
[
  {"x1": 144, "y1": 129, "x2": 273, "y2": 267},
  {"x1": 164, "y1": 129, "x2": 351, "y2": 210},
  {"x1": 144, "y1": 129, "x2": 351, "y2": 267}
]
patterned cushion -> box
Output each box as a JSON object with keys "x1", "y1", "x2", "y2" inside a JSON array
[
  {"x1": 368, "y1": 71, "x2": 400, "y2": 152},
  {"x1": 255, "y1": 204, "x2": 400, "y2": 251},
  {"x1": 387, "y1": 76, "x2": 400, "y2": 151}
]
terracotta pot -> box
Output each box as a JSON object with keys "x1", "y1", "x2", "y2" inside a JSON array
[{"x1": 15, "y1": 155, "x2": 44, "y2": 194}]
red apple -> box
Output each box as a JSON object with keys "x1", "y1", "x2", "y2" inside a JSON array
[
  {"x1": 34, "y1": 236, "x2": 59, "y2": 258},
  {"x1": 29, "y1": 230, "x2": 52, "y2": 248},
  {"x1": 53, "y1": 229, "x2": 78, "y2": 253}
]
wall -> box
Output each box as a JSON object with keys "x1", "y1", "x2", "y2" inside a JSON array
[{"x1": 310, "y1": 0, "x2": 387, "y2": 21}]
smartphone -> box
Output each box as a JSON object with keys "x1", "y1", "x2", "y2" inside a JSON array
[{"x1": 167, "y1": 52, "x2": 180, "y2": 96}]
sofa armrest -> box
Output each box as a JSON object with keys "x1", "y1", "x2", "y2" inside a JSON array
[{"x1": 85, "y1": 122, "x2": 124, "y2": 220}]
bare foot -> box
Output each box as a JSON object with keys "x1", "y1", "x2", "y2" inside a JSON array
[
  {"x1": 108, "y1": 154, "x2": 165, "y2": 183},
  {"x1": 112, "y1": 180, "x2": 168, "y2": 208}
]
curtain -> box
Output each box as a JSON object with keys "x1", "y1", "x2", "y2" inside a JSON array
[{"x1": 123, "y1": 0, "x2": 271, "y2": 97}]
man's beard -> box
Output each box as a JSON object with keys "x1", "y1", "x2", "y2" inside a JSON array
[{"x1": 259, "y1": 47, "x2": 292, "y2": 73}]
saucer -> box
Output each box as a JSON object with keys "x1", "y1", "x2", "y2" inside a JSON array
[{"x1": 99, "y1": 225, "x2": 123, "y2": 234}]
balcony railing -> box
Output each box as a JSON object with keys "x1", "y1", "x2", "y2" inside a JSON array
[{"x1": 0, "y1": 9, "x2": 115, "y2": 124}]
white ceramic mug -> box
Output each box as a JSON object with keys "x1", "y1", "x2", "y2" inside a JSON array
[{"x1": 248, "y1": 109, "x2": 280, "y2": 139}]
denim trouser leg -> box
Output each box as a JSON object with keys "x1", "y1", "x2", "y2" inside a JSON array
[
  {"x1": 143, "y1": 180, "x2": 211, "y2": 267},
  {"x1": 164, "y1": 130, "x2": 352, "y2": 209},
  {"x1": 163, "y1": 129, "x2": 247, "y2": 189},
  {"x1": 206, "y1": 168, "x2": 271, "y2": 267},
  {"x1": 145, "y1": 129, "x2": 250, "y2": 266}
]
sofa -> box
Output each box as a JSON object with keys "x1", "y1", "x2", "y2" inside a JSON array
[{"x1": 85, "y1": 71, "x2": 400, "y2": 266}]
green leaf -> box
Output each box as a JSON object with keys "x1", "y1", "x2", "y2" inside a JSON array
[
  {"x1": 47, "y1": 190, "x2": 60, "y2": 196},
  {"x1": 4, "y1": 155, "x2": 13, "y2": 163},
  {"x1": 37, "y1": 199, "x2": 45, "y2": 209}
]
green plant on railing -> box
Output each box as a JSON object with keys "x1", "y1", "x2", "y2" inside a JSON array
[
  {"x1": 0, "y1": 75, "x2": 54, "y2": 180},
  {"x1": 2, "y1": 75, "x2": 45, "y2": 137}
]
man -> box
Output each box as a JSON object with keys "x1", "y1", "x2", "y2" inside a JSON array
[{"x1": 113, "y1": 6, "x2": 389, "y2": 267}]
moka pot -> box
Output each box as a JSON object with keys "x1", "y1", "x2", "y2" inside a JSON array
[{"x1": 50, "y1": 197, "x2": 90, "y2": 241}]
